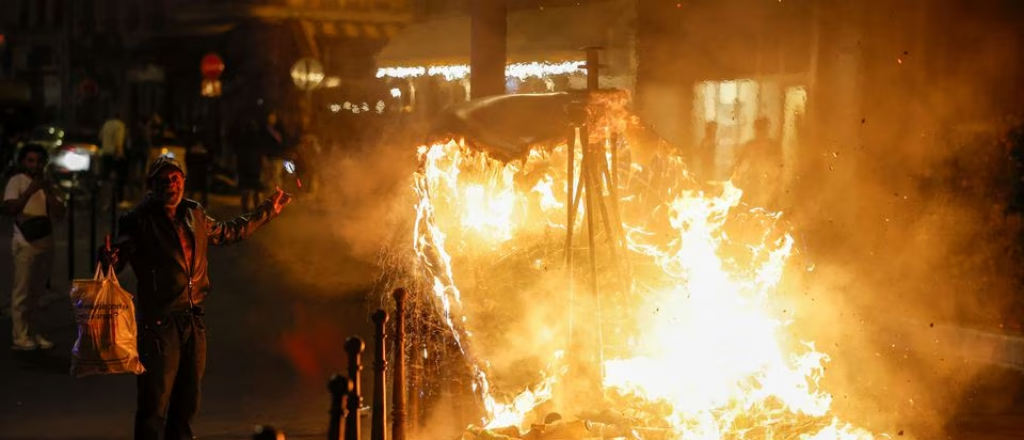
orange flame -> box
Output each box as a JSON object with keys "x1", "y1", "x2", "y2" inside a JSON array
[{"x1": 410, "y1": 134, "x2": 882, "y2": 439}]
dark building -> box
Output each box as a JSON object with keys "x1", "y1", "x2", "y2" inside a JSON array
[{"x1": 0, "y1": 0, "x2": 412, "y2": 155}]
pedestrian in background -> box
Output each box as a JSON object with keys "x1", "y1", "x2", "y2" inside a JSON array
[
  {"x1": 697, "y1": 121, "x2": 719, "y2": 182},
  {"x1": 233, "y1": 119, "x2": 265, "y2": 212},
  {"x1": 3, "y1": 144, "x2": 65, "y2": 350},
  {"x1": 101, "y1": 155, "x2": 290, "y2": 440},
  {"x1": 733, "y1": 117, "x2": 783, "y2": 209},
  {"x1": 258, "y1": 111, "x2": 288, "y2": 194},
  {"x1": 100, "y1": 113, "x2": 129, "y2": 206}
]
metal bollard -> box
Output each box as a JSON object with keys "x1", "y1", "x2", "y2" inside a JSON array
[
  {"x1": 329, "y1": 374, "x2": 353, "y2": 440},
  {"x1": 110, "y1": 176, "x2": 118, "y2": 237},
  {"x1": 67, "y1": 189, "x2": 75, "y2": 280},
  {"x1": 345, "y1": 336, "x2": 365, "y2": 440},
  {"x1": 89, "y1": 181, "x2": 98, "y2": 268},
  {"x1": 253, "y1": 425, "x2": 286, "y2": 440},
  {"x1": 391, "y1": 289, "x2": 408, "y2": 440},
  {"x1": 371, "y1": 310, "x2": 389, "y2": 440}
]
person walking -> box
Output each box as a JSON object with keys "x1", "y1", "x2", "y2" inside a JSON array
[
  {"x1": 101, "y1": 155, "x2": 291, "y2": 440},
  {"x1": 3, "y1": 144, "x2": 65, "y2": 350}
]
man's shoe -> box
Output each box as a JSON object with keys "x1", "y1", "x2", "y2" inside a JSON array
[
  {"x1": 11, "y1": 339, "x2": 38, "y2": 351},
  {"x1": 33, "y1": 335, "x2": 55, "y2": 350}
]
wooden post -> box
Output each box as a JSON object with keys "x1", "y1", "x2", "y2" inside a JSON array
[
  {"x1": 345, "y1": 337, "x2": 365, "y2": 440},
  {"x1": 371, "y1": 310, "x2": 389, "y2": 440},
  {"x1": 391, "y1": 288, "x2": 408, "y2": 440},
  {"x1": 329, "y1": 375, "x2": 353, "y2": 440}
]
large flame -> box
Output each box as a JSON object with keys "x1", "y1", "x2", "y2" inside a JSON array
[{"x1": 410, "y1": 132, "x2": 882, "y2": 439}]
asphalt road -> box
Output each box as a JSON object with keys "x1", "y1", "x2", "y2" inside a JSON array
[{"x1": 0, "y1": 196, "x2": 1022, "y2": 439}]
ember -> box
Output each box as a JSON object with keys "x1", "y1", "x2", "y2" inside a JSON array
[{"x1": 402, "y1": 109, "x2": 883, "y2": 439}]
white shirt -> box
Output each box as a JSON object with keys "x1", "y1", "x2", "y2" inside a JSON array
[
  {"x1": 99, "y1": 118, "x2": 126, "y2": 156},
  {"x1": 4, "y1": 173, "x2": 48, "y2": 244}
]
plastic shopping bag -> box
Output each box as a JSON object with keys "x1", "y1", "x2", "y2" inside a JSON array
[{"x1": 70, "y1": 264, "x2": 145, "y2": 377}]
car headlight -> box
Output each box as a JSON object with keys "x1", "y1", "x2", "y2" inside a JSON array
[{"x1": 53, "y1": 147, "x2": 92, "y2": 172}]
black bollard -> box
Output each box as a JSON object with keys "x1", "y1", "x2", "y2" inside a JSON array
[
  {"x1": 371, "y1": 310, "x2": 389, "y2": 440},
  {"x1": 329, "y1": 374, "x2": 353, "y2": 440},
  {"x1": 89, "y1": 181, "x2": 98, "y2": 268},
  {"x1": 345, "y1": 337, "x2": 365, "y2": 440},
  {"x1": 391, "y1": 289, "x2": 408, "y2": 440},
  {"x1": 253, "y1": 425, "x2": 286, "y2": 440},
  {"x1": 67, "y1": 189, "x2": 75, "y2": 280},
  {"x1": 110, "y1": 175, "x2": 118, "y2": 237}
]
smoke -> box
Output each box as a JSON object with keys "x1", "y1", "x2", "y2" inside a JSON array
[
  {"x1": 254, "y1": 140, "x2": 421, "y2": 294},
  {"x1": 779, "y1": 124, "x2": 1021, "y2": 438},
  {"x1": 630, "y1": 0, "x2": 1024, "y2": 438},
  {"x1": 255, "y1": 2, "x2": 1022, "y2": 437}
]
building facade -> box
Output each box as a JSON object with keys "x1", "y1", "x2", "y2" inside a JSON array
[{"x1": 0, "y1": 0, "x2": 411, "y2": 152}]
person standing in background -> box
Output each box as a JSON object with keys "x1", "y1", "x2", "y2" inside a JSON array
[
  {"x1": 233, "y1": 119, "x2": 265, "y2": 212},
  {"x1": 100, "y1": 113, "x2": 129, "y2": 206},
  {"x1": 733, "y1": 117, "x2": 783, "y2": 209},
  {"x1": 3, "y1": 144, "x2": 65, "y2": 350},
  {"x1": 697, "y1": 121, "x2": 719, "y2": 182},
  {"x1": 258, "y1": 111, "x2": 287, "y2": 194}
]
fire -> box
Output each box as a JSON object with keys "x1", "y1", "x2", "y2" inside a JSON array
[{"x1": 410, "y1": 130, "x2": 882, "y2": 439}]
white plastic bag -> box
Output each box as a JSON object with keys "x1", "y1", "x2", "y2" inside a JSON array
[{"x1": 70, "y1": 265, "x2": 145, "y2": 377}]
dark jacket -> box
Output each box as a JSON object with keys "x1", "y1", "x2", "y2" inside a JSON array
[{"x1": 114, "y1": 196, "x2": 276, "y2": 321}]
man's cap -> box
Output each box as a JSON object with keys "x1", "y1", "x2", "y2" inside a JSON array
[{"x1": 147, "y1": 154, "x2": 186, "y2": 181}]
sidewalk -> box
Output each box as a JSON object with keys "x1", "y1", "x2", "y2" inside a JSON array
[{"x1": 0, "y1": 194, "x2": 379, "y2": 440}]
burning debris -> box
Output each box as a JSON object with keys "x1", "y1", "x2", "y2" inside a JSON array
[{"x1": 376, "y1": 94, "x2": 887, "y2": 440}]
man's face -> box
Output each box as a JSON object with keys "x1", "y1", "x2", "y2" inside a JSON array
[
  {"x1": 152, "y1": 168, "x2": 185, "y2": 209},
  {"x1": 21, "y1": 152, "x2": 44, "y2": 176}
]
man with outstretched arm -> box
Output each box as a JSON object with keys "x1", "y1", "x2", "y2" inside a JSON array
[{"x1": 102, "y1": 155, "x2": 291, "y2": 440}]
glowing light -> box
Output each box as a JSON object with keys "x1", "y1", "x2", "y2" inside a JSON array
[
  {"x1": 323, "y1": 76, "x2": 341, "y2": 88},
  {"x1": 330, "y1": 104, "x2": 341, "y2": 113},
  {"x1": 390, "y1": 87, "x2": 402, "y2": 98},
  {"x1": 376, "y1": 61, "x2": 585, "y2": 81},
  {"x1": 54, "y1": 149, "x2": 91, "y2": 172},
  {"x1": 375, "y1": 66, "x2": 426, "y2": 79}
]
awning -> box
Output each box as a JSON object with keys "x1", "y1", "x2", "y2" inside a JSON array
[
  {"x1": 376, "y1": 0, "x2": 635, "y2": 67},
  {"x1": 432, "y1": 92, "x2": 580, "y2": 160},
  {"x1": 431, "y1": 91, "x2": 674, "y2": 163}
]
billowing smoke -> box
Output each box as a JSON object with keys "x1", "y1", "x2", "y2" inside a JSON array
[{"x1": 254, "y1": 2, "x2": 1023, "y2": 438}]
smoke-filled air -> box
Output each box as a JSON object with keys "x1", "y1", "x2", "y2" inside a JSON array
[{"x1": 251, "y1": 2, "x2": 1024, "y2": 440}]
